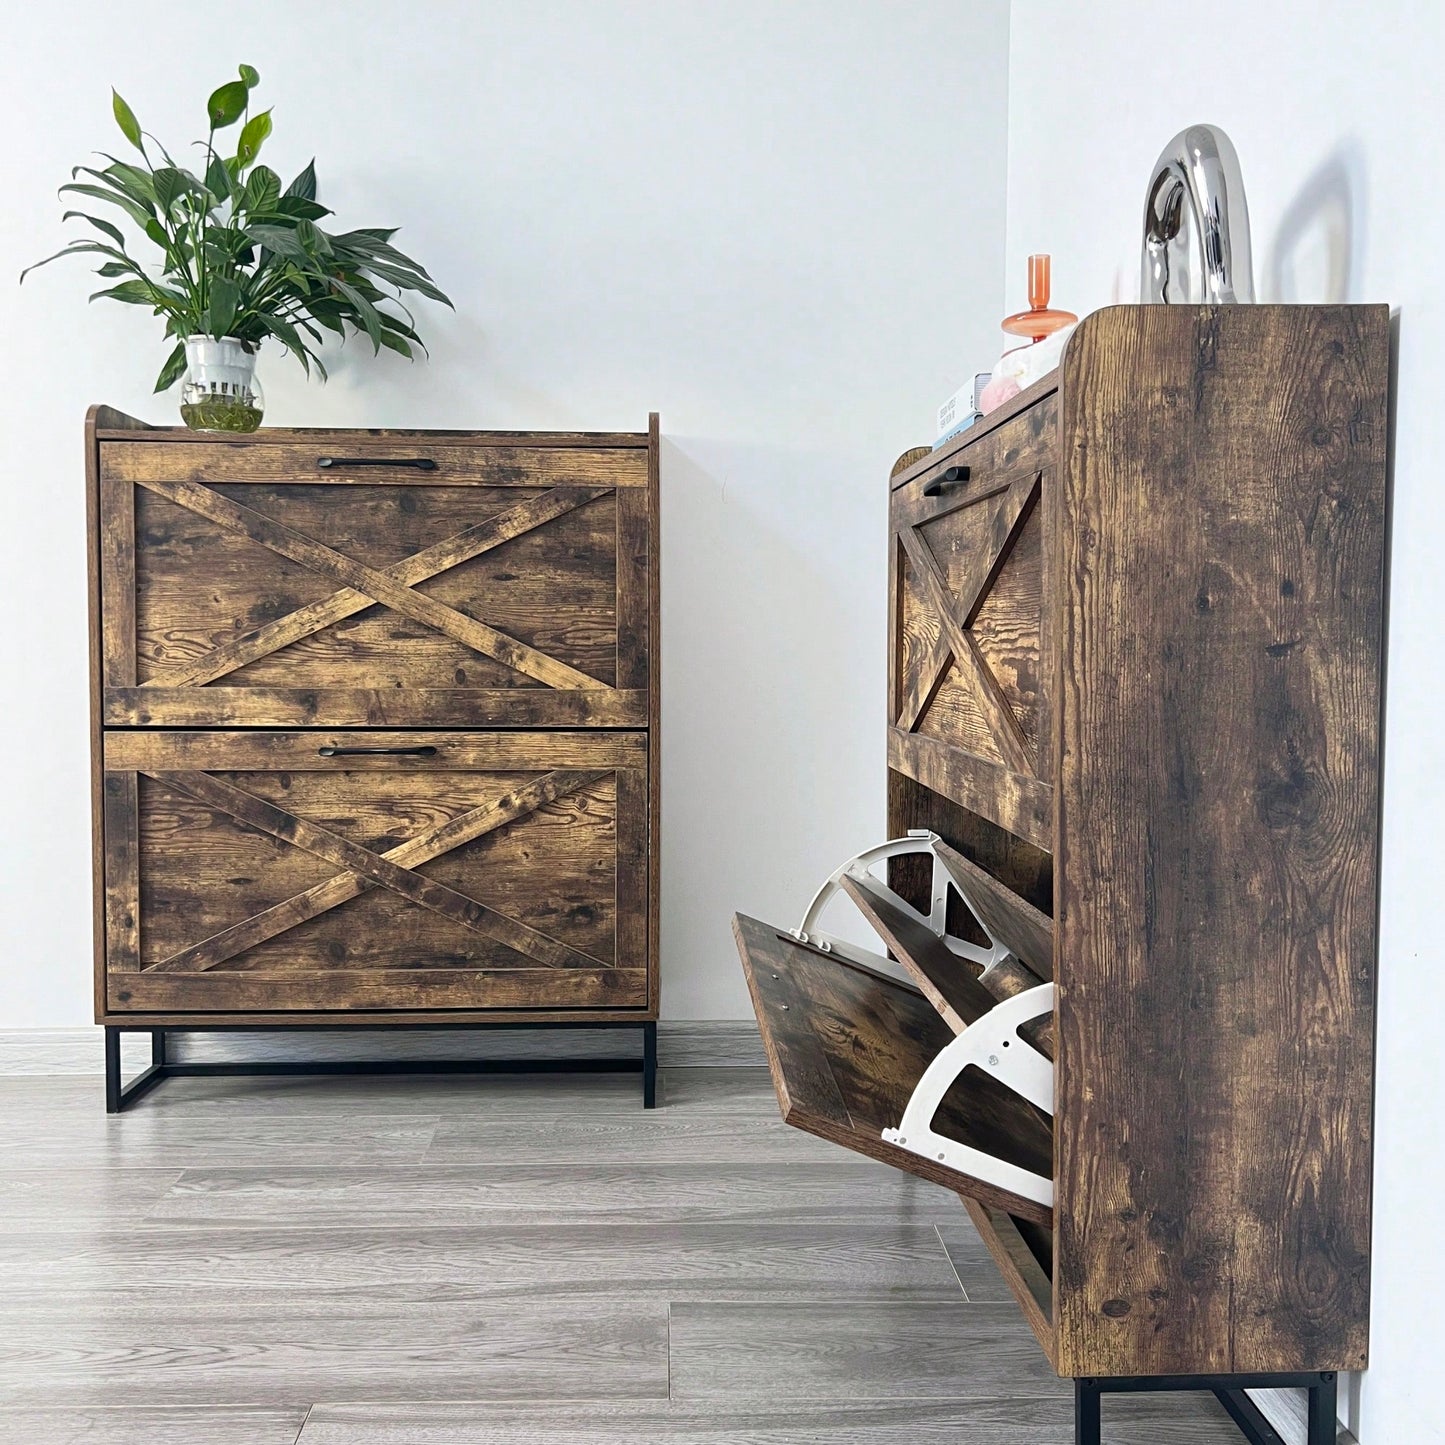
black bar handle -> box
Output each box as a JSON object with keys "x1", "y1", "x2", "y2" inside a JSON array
[
  {"x1": 318, "y1": 745, "x2": 438, "y2": 758},
  {"x1": 317, "y1": 456, "x2": 439, "y2": 471},
  {"x1": 923, "y1": 464, "x2": 970, "y2": 496}
]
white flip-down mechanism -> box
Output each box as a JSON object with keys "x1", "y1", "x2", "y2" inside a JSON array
[
  {"x1": 794, "y1": 831, "x2": 1056, "y2": 1209},
  {"x1": 793, "y1": 829, "x2": 1010, "y2": 975},
  {"x1": 881, "y1": 982, "x2": 1054, "y2": 1208}
]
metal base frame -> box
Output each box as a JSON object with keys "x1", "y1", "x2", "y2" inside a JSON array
[
  {"x1": 1074, "y1": 1371, "x2": 1337, "y2": 1445},
  {"x1": 104, "y1": 1021, "x2": 659, "y2": 1113}
]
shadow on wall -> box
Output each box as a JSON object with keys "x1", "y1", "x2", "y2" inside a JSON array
[{"x1": 1264, "y1": 140, "x2": 1368, "y2": 303}]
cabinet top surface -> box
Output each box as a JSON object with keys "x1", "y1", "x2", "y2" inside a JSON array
[
  {"x1": 89, "y1": 405, "x2": 655, "y2": 448},
  {"x1": 890, "y1": 369, "x2": 1059, "y2": 491},
  {"x1": 889, "y1": 302, "x2": 1391, "y2": 494}
]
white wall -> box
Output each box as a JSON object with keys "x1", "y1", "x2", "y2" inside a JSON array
[
  {"x1": 1004, "y1": 4, "x2": 1444, "y2": 1440},
  {"x1": 0, "y1": 1, "x2": 1010, "y2": 1027}
]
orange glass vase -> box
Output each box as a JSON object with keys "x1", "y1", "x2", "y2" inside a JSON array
[{"x1": 1001, "y1": 254, "x2": 1077, "y2": 343}]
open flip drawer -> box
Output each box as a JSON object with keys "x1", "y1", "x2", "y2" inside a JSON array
[{"x1": 733, "y1": 909, "x2": 1054, "y2": 1229}]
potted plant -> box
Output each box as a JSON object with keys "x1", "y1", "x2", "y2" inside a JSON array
[{"x1": 22, "y1": 64, "x2": 451, "y2": 432}]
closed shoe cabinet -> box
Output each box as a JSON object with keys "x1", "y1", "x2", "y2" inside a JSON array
[
  {"x1": 734, "y1": 306, "x2": 1387, "y2": 1440},
  {"x1": 88, "y1": 409, "x2": 659, "y2": 1106}
]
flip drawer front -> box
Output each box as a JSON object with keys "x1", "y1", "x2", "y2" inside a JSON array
[
  {"x1": 888, "y1": 392, "x2": 1058, "y2": 849},
  {"x1": 101, "y1": 730, "x2": 649, "y2": 1015},
  {"x1": 98, "y1": 439, "x2": 651, "y2": 728},
  {"x1": 733, "y1": 911, "x2": 1054, "y2": 1228}
]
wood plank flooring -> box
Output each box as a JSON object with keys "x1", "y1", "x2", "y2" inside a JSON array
[{"x1": 0, "y1": 1067, "x2": 1244, "y2": 1442}]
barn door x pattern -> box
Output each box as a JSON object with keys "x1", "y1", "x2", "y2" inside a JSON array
[
  {"x1": 894, "y1": 466, "x2": 1045, "y2": 780},
  {"x1": 111, "y1": 764, "x2": 614, "y2": 977},
  {"x1": 119, "y1": 475, "x2": 617, "y2": 692}
]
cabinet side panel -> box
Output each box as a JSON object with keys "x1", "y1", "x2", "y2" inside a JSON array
[
  {"x1": 87, "y1": 413, "x2": 105, "y2": 1020},
  {"x1": 89, "y1": 407, "x2": 150, "y2": 1021},
  {"x1": 1052, "y1": 306, "x2": 1387, "y2": 1377},
  {"x1": 647, "y1": 414, "x2": 660, "y2": 1017}
]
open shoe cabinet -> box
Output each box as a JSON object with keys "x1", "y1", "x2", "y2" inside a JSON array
[
  {"x1": 734, "y1": 306, "x2": 1388, "y2": 1442},
  {"x1": 88, "y1": 408, "x2": 660, "y2": 1109}
]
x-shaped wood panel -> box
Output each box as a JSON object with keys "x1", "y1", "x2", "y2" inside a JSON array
[
  {"x1": 142, "y1": 768, "x2": 611, "y2": 974},
  {"x1": 135, "y1": 479, "x2": 612, "y2": 690},
  {"x1": 896, "y1": 470, "x2": 1042, "y2": 776}
]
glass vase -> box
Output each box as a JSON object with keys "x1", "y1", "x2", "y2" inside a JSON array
[{"x1": 180, "y1": 336, "x2": 264, "y2": 432}]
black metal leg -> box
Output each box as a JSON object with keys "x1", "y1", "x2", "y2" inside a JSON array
[
  {"x1": 1075, "y1": 1378, "x2": 1101, "y2": 1445},
  {"x1": 642, "y1": 1021, "x2": 658, "y2": 1108},
  {"x1": 1308, "y1": 1373, "x2": 1338, "y2": 1445},
  {"x1": 101, "y1": 1023, "x2": 659, "y2": 1111},
  {"x1": 105, "y1": 1026, "x2": 167, "y2": 1113},
  {"x1": 104, "y1": 1027, "x2": 121, "y2": 1114},
  {"x1": 1074, "y1": 1371, "x2": 1337, "y2": 1445},
  {"x1": 1216, "y1": 1388, "x2": 1289, "y2": 1444}
]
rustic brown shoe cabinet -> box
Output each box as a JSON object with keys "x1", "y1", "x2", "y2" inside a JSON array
[
  {"x1": 87, "y1": 410, "x2": 660, "y2": 1109},
  {"x1": 734, "y1": 306, "x2": 1388, "y2": 1442}
]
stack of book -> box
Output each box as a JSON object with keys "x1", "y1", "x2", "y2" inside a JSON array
[{"x1": 933, "y1": 372, "x2": 991, "y2": 449}]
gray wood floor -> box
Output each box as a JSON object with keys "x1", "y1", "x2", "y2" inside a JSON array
[{"x1": 0, "y1": 1067, "x2": 1245, "y2": 1443}]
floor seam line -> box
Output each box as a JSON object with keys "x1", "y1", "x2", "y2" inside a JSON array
[
  {"x1": 292, "y1": 1402, "x2": 313, "y2": 1444},
  {"x1": 936, "y1": 1221, "x2": 971, "y2": 1301}
]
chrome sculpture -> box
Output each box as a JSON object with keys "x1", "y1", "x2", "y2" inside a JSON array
[{"x1": 1141, "y1": 124, "x2": 1255, "y2": 303}]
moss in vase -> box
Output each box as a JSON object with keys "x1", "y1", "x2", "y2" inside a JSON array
[{"x1": 179, "y1": 397, "x2": 263, "y2": 432}]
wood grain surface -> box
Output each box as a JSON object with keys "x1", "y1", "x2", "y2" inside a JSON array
[
  {"x1": 1052, "y1": 304, "x2": 1388, "y2": 1377},
  {"x1": 98, "y1": 431, "x2": 653, "y2": 728},
  {"x1": 889, "y1": 394, "x2": 1057, "y2": 835},
  {"x1": 91, "y1": 415, "x2": 661, "y2": 1032},
  {"x1": 102, "y1": 733, "x2": 647, "y2": 1015},
  {"x1": 887, "y1": 729, "x2": 1053, "y2": 850}
]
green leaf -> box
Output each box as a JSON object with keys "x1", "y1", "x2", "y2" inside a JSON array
[
  {"x1": 283, "y1": 160, "x2": 317, "y2": 201},
  {"x1": 112, "y1": 90, "x2": 143, "y2": 151},
  {"x1": 356, "y1": 257, "x2": 452, "y2": 307},
  {"x1": 236, "y1": 109, "x2": 272, "y2": 168},
  {"x1": 295, "y1": 218, "x2": 332, "y2": 257},
  {"x1": 154, "y1": 341, "x2": 187, "y2": 393},
  {"x1": 256, "y1": 314, "x2": 311, "y2": 375},
  {"x1": 258, "y1": 314, "x2": 329, "y2": 380},
  {"x1": 89, "y1": 278, "x2": 157, "y2": 305},
  {"x1": 207, "y1": 79, "x2": 249, "y2": 129},
  {"x1": 20, "y1": 236, "x2": 148, "y2": 286},
  {"x1": 378, "y1": 309, "x2": 423, "y2": 342},
  {"x1": 306, "y1": 302, "x2": 347, "y2": 336},
  {"x1": 272, "y1": 194, "x2": 330, "y2": 221},
  {"x1": 376, "y1": 328, "x2": 415, "y2": 359},
  {"x1": 61, "y1": 209, "x2": 126, "y2": 246},
  {"x1": 19, "y1": 240, "x2": 104, "y2": 283},
  {"x1": 238, "y1": 63, "x2": 260, "y2": 89},
  {"x1": 331, "y1": 227, "x2": 398, "y2": 252},
  {"x1": 244, "y1": 222, "x2": 307, "y2": 257},
  {"x1": 204, "y1": 223, "x2": 248, "y2": 255},
  {"x1": 242, "y1": 164, "x2": 281, "y2": 214},
  {"x1": 205, "y1": 152, "x2": 233, "y2": 201},
  {"x1": 327, "y1": 275, "x2": 384, "y2": 352},
  {"x1": 151, "y1": 167, "x2": 189, "y2": 212},
  {"x1": 97, "y1": 161, "x2": 158, "y2": 206},
  {"x1": 204, "y1": 274, "x2": 240, "y2": 336},
  {"x1": 59, "y1": 181, "x2": 151, "y2": 231}
]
